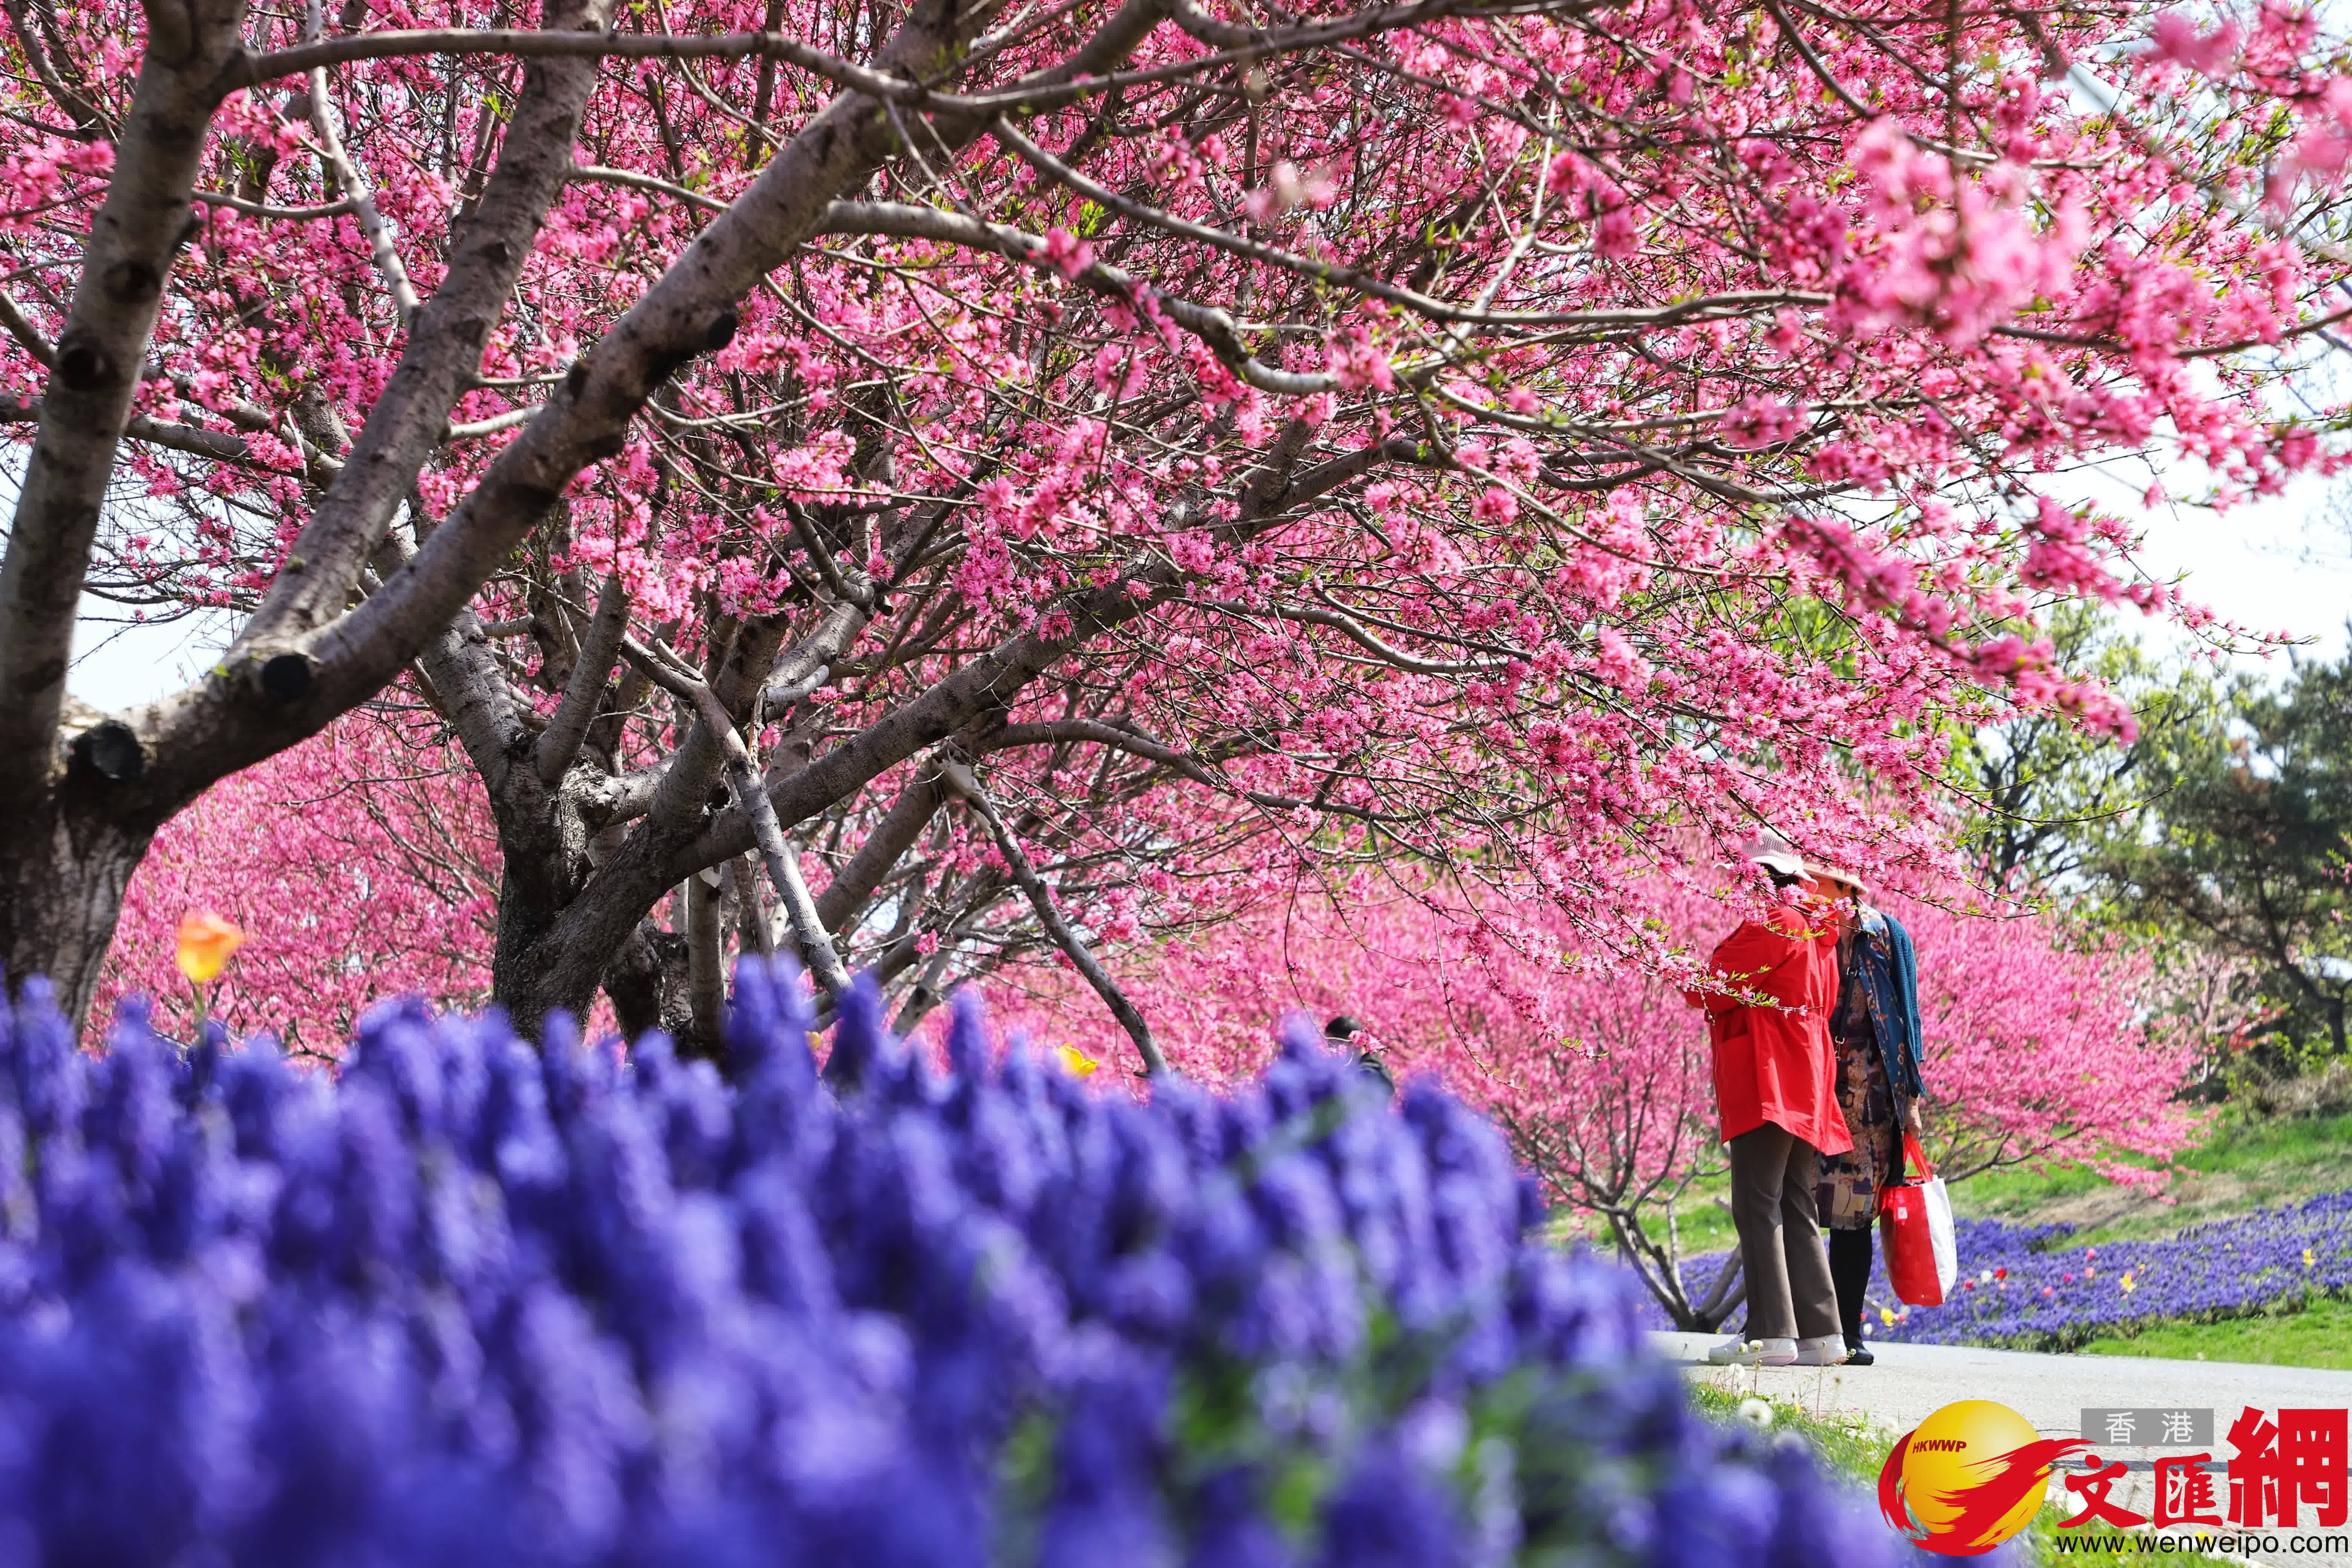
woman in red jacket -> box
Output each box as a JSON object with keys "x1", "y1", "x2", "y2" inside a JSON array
[{"x1": 1686, "y1": 834, "x2": 1851, "y2": 1367}]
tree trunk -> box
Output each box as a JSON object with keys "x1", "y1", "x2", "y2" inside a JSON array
[
  {"x1": 598, "y1": 921, "x2": 694, "y2": 1043},
  {"x1": 0, "y1": 794, "x2": 154, "y2": 1029},
  {"x1": 684, "y1": 871, "x2": 726, "y2": 1061}
]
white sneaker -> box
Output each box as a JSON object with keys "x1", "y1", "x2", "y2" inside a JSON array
[
  {"x1": 1706, "y1": 1335, "x2": 1798, "y2": 1366},
  {"x1": 1794, "y1": 1334, "x2": 1848, "y2": 1366}
]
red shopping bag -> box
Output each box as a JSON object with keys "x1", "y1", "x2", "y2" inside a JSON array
[{"x1": 1879, "y1": 1134, "x2": 1956, "y2": 1308}]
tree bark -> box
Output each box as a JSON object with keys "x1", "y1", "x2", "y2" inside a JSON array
[
  {"x1": 684, "y1": 871, "x2": 726, "y2": 1060},
  {"x1": 0, "y1": 798, "x2": 155, "y2": 1025},
  {"x1": 0, "y1": 0, "x2": 250, "y2": 1006}
]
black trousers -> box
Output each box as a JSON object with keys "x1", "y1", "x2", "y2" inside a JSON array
[{"x1": 1827, "y1": 1225, "x2": 1873, "y2": 1347}]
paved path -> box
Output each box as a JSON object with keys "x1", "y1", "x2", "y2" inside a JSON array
[{"x1": 1652, "y1": 1331, "x2": 2352, "y2": 1566}]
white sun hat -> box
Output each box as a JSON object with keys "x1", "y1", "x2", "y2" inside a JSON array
[{"x1": 1737, "y1": 832, "x2": 1806, "y2": 879}]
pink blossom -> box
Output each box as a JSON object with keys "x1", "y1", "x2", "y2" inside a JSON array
[{"x1": 1040, "y1": 226, "x2": 1093, "y2": 280}]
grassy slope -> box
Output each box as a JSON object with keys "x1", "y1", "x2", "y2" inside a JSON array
[
  {"x1": 1952, "y1": 1107, "x2": 2352, "y2": 1369},
  {"x1": 1951, "y1": 1110, "x2": 2352, "y2": 1247},
  {"x1": 1684, "y1": 1386, "x2": 2236, "y2": 1567},
  {"x1": 2075, "y1": 1293, "x2": 2352, "y2": 1370},
  {"x1": 1620, "y1": 1106, "x2": 2352, "y2": 1257}
]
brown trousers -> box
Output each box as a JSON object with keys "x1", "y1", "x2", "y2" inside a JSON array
[{"x1": 1727, "y1": 1123, "x2": 1840, "y2": 1341}]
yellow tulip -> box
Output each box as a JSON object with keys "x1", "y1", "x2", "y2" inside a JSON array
[
  {"x1": 1055, "y1": 1045, "x2": 1100, "y2": 1079},
  {"x1": 174, "y1": 911, "x2": 245, "y2": 984}
]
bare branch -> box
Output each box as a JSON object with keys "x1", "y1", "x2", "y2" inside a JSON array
[
  {"x1": 303, "y1": 28, "x2": 422, "y2": 325},
  {"x1": 193, "y1": 188, "x2": 357, "y2": 220},
  {"x1": 821, "y1": 200, "x2": 1345, "y2": 394},
  {"x1": 568, "y1": 162, "x2": 727, "y2": 213},
  {"x1": 619, "y1": 636, "x2": 855, "y2": 1002},
  {"x1": 223, "y1": 27, "x2": 925, "y2": 103},
  {"x1": 940, "y1": 758, "x2": 1168, "y2": 1077},
  {"x1": 1199, "y1": 597, "x2": 1509, "y2": 675},
  {"x1": 988, "y1": 116, "x2": 1822, "y2": 331},
  {"x1": 0, "y1": 290, "x2": 54, "y2": 366},
  {"x1": 812, "y1": 771, "x2": 945, "y2": 933}
]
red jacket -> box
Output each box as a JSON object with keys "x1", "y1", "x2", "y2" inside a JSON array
[{"x1": 1684, "y1": 902, "x2": 1852, "y2": 1155}]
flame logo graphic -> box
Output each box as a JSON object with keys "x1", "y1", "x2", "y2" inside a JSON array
[{"x1": 1876, "y1": 1401, "x2": 2089, "y2": 1556}]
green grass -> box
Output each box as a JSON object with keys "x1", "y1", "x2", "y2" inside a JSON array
[
  {"x1": 2078, "y1": 1292, "x2": 2352, "y2": 1370},
  {"x1": 1946, "y1": 1107, "x2": 2352, "y2": 1247},
  {"x1": 1686, "y1": 1386, "x2": 2236, "y2": 1565},
  {"x1": 1557, "y1": 1169, "x2": 1738, "y2": 1259}
]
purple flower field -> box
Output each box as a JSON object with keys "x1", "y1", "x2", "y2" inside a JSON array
[
  {"x1": 0, "y1": 966, "x2": 1901, "y2": 1566},
  {"x1": 1630, "y1": 1191, "x2": 2352, "y2": 1351}
]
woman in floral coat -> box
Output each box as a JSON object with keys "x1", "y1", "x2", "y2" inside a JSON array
[{"x1": 1807, "y1": 865, "x2": 1928, "y2": 1366}]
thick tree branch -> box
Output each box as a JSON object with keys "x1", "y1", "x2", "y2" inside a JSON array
[
  {"x1": 223, "y1": 0, "x2": 616, "y2": 665},
  {"x1": 126, "y1": 0, "x2": 1170, "y2": 854},
  {"x1": 532, "y1": 571, "x2": 627, "y2": 785},
  {"x1": 812, "y1": 771, "x2": 945, "y2": 933},
  {"x1": 684, "y1": 867, "x2": 726, "y2": 1056},
  {"x1": 374, "y1": 512, "x2": 525, "y2": 791},
  {"x1": 0, "y1": 0, "x2": 245, "y2": 812},
  {"x1": 2, "y1": 0, "x2": 113, "y2": 139},
  {"x1": 163, "y1": 0, "x2": 989, "y2": 794},
  {"x1": 0, "y1": 394, "x2": 274, "y2": 465}
]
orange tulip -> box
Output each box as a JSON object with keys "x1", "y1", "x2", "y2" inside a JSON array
[{"x1": 174, "y1": 911, "x2": 245, "y2": 984}]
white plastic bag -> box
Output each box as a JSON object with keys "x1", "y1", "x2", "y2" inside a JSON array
[{"x1": 1921, "y1": 1165, "x2": 1958, "y2": 1297}]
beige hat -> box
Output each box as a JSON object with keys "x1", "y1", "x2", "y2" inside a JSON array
[{"x1": 1806, "y1": 860, "x2": 1868, "y2": 896}]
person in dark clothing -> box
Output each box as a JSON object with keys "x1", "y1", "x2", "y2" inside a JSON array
[
  {"x1": 1325, "y1": 1016, "x2": 1395, "y2": 1092},
  {"x1": 1807, "y1": 865, "x2": 1928, "y2": 1366}
]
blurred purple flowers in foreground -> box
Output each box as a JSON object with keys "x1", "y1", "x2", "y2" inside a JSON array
[
  {"x1": 1635, "y1": 1196, "x2": 2352, "y2": 1351},
  {"x1": 0, "y1": 962, "x2": 1887, "y2": 1566}
]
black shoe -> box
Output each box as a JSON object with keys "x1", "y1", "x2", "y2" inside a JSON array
[{"x1": 1843, "y1": 1341, "x2": 1874, "y2": 1366}]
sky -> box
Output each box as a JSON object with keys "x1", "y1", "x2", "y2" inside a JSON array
[
  {"x1": 69, "y1": 602, "x2": 236, "y2": 713},
  {"x1": 2109, "y1": 470, "x2": 2352, "y2": 668}
]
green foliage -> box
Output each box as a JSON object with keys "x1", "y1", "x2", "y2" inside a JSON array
[
  {"x1": 1952, "y1": 605, "x2": 2352, "y2": 1073},
  {"x1": 1945, "y1": 602, "x2": 2214, "y2": 892},
  {"x1": 2099, "y1": 645, "x2": 2352, "y2": 1063}
]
